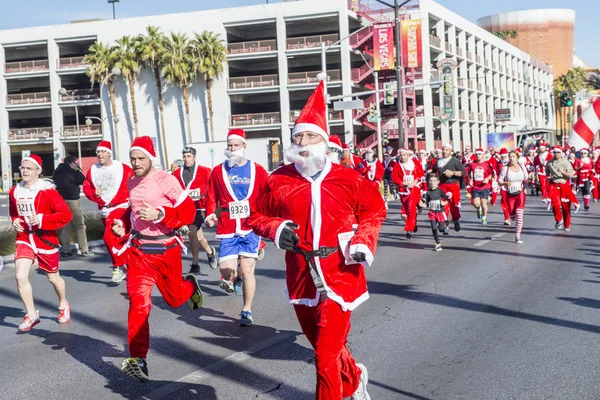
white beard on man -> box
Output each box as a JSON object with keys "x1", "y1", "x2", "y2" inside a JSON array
[
  {"x1": 224, "y1": 148, "x2": 245, "y2": 167},
  {"x1": 285, "y1": 141, "x2": 328, "y2": 177}
]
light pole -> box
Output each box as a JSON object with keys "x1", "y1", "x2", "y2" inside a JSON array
[
  {"x1": 59, "y1": 87, "x2": 82, "y2": 165},
  {"x1": 85, "y1": 115, "x2": 120, "y2": 142},
  {"x1": 355, "y1": 50, "x2": 383, "y2": 161},
  {"x1": 93, "y1": 66, "x2": 122, "y2": 157},
  {"x1": 108, "y1": 0, "x2": 119, "y2": 19}
]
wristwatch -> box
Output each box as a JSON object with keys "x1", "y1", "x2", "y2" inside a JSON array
[{"x1": 157, "y1": 210, "x2": 164, "y2": 220}]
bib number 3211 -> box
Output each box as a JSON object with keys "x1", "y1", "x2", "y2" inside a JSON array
[
  {"x1": 17, "y1": 199, "x2": 35, "y2": 217},
  {"x1": 228, "y1": 200, "x2": 250, "y2": 219}
]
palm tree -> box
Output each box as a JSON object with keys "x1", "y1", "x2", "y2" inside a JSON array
[
  {"x1": 192, "y1": 30, "x2": 227, "y2": 142},
  {"x1": 161, "y1": 32, "x2": 196, "y2": 144},
  {"x1": 84, "y1": 42, "x2": 120, "y2": 155},
  {"x1": 554, "y1": 67, "x2": 589, "y2": 136},
  {"x1": 114, "y1": 35, "x2": 141, "y2": 136},
  {"x1": 137, "y1": 26, "x2": 168, "y2": 164}
]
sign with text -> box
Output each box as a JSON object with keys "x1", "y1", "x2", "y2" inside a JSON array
[
  {"x1": 494, "y1": 108, "x2": 511, "y2": 121},
  {"x1": 401, "y1": 19, "x2": 422, "y2": 68},
  {"x1": 373, "y1": 23, "x2": 395, "y2": 71},
  {"x1": 436, "y1": 58, "x2": 457, "y2": 123}
]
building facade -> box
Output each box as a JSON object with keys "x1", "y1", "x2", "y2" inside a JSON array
[{"x1": 0, "y1": 0, "x2": 554, "y2": 191}]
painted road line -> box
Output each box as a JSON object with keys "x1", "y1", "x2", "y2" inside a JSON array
[
  {"x1": 474, "y1": 240, "x2": 490, "y2": 247},
  {"x1": 474, "y1": 233, "x2": 506, "y2": 247},
  {"x1": 139, "y1": 331, "x2": 297, "y2": 400}
]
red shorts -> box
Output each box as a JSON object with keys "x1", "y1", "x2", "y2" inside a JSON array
[
  {"x1": 15, "y1": 244, "x2": 59, "y2": 273},
  {"x1": 428, "y1": 211, "x2": 448, "y2": 223}
]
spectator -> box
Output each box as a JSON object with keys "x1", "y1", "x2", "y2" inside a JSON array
[
  {"x1": 170, "y1": 162, "x2": 180, "y2": 174},
  {"x1": 52, "y1": 156, "x2": 91, "y2": 257}
]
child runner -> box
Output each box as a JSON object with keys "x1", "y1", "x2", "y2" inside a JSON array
[{"x1": 419, "y1": 174, "x2": 449, "y2": 251}]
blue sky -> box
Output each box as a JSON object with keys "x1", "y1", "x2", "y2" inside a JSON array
[{"x1": 2, "y1": 0, "x2": 597, "y2": 70}]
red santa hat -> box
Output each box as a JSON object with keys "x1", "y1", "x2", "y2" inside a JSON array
[
  {"x1": 419, "y1": 149, "x2": 427, "y2": 154},
  {"x1": 130, "y1": 136, "x2": 156, "y2": 161},
  {"x1": 464, "y1": 144, "x2": 471, "y2": 150},
  {"x1": 581, "y1": 148, "x2": 589, "y2": 153},
  {"x1": 529, "y1": 146, "x2": 537, "y2": 152},
  {"x1": 328, "y1": 134, "x2": 343, "y2": 151},
  {"x1": 96, "y1": 140, "x2": 112, "y2": 154},
  {"x1": 342, "y1": 142, "x2": 349, "y2": 150},
  {"x1": 551, "y1": 146, "x2": 563, "y2": 154},
  {"x1": 538, "y1": 140, "x2": 548, "y2": 150},
  {"x1": 474, "y1": 148, "x2": 484, "y2": 154},
  {"x1": 516, "y1": 147, "x2": 523, "y2": 153},
  {"x1": 291, "y1": 81, "x2": 328, "y2": 141},
  {"x1": 23, "y1": 154, "x2": 42, "y2": 170},
  {"x1": 399, "y1": 148, "x2": 411, "y2": 154},
  {"x1": 499, "y1": 148, "x2": 509, "y2": 155},
  {"x1": 227, "y1": 129, "x2": 247, "y2": 144}
]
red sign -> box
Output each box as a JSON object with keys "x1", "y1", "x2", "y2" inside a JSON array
[
  {"x1": 373, "y1": 23, "x2": 395, "y2": 71},
  {"x1": 401, "y1": 19, "x2": 422, "y2": 68}
]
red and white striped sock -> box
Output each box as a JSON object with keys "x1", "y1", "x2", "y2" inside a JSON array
[{"x1": 515, "y1": 210, "x2": 524, "y2": 237}]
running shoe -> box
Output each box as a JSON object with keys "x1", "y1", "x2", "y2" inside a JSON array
[
  {"x1": 454, "y1": 221, "x2": 461, "y2": 232},
  {"x1": 443, "y1": 224, "x2": 450, "y2": 235},
  {"x1": 111, "y1": 266, "x2": 127, "y2": 283},
  {"x1": 58, "y1": 301, "x2": 71, "y2": 324},
  {"x1": 594, "y1": 199, "x2": 598, "y2": 203},
  {"x1": 401, "y1": 214, "x2": 407, "y2": 221},
  {"x1": 80, "y1": 250, "x2": 94, "y2": 257},
  {"x1": 482, "y1": 218, "x2": 488, "y2": 226},
  {"x1": 434, "y1": 243, "x2": 442, "y2": 252},
  {"x1": 406, "y1": 232, "x2": 412, "y2": 239},
  {"x1": 18, "y1": 310, "x2": 40, "y2": 332},
  {"x1": 185, "y1": 274, "x2": 204, "y2": 310},
  {"x1": 585, "y1": 204, "x2": 590, "y2": 210},
  {"x1": 121, "y1": 357, "x2": 149, "y2": 383},
  {"x1": 477, "y1": 207, "x2": 482, "y2": 219},
  {"x1": 60, "y1": 251, "x2": 73, "y2": 258},
  {"x1": 219, "y1": 278, "x2": 235, "y2": 293},
  {"x1": 417, "y1": 206, "x2": 423, "y2": 214},
  {"x1": 565, "y1": 227, "x2": 571, "y2": 232},
  {"x1": 515, "y1": 236, "x2": 523, "y2": 244},
  {"x1": 574, "y1": 203, "x2": 580, "y2": 214},
  {"x1": 352, "y1": 363, "x2": 371, "y2": 400},
  {"x1": 414, "y1": 225, "x2": 418, "y2": 233},
  {"x1": 188, "y1": 263, "x2": 200, "y2": 275},
  {"x1": 234, "y1": 276, "x2": 243, "y2": 296},
  {"x1": 547, "y1": 202, "x2": 552, "y2": 211},
  {"x1": 207, "y1": 247, "x2": 218, "y2": 269},
  {"x1": 240, "y1": 310, "x2": 253, "y2": 327},
  {"x1": 555, "y1": 220, "x2": 565, "y2": 230},
  {"x1": 504, "y1": 220, "x2": 511, "y2": 226},
  {"x1": 384, "y1": 200, "x2": 388, "y2": 210}
]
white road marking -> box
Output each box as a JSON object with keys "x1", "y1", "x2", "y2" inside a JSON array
[
  {"x1": 474, "y1": 233, "x2": 506, "y2": 247},
  {"x1": 474, "y1": 240, "x2": 490, "y2": 247},
  {"x1": 139, "y1": 331, "x2": 297, "y2": 400}
]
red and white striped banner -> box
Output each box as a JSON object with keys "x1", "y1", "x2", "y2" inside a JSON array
[{"x1": 568, "y1": 98, "x2": 600, "y2": 150}]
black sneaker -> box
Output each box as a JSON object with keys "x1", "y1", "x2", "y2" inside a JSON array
[
  {"x1": 454, "y1": 221, "x2": 461, "y2": 232},
  {"x1": 207, "y1": 247, "x2": 218, "y2": 270},
  {"x1": 240, "y1": 310, "x2": 253, "y2": 327},
  {"x1": 414, "y1": 225, "x2": 418, "y2": 233},
  {"x1": 188, "y1": 263, "x2": 200, "y2": 274},
  {"x1": 60, "y1": 251, "x2": 73, "y2": 258},
  {"x1": 121, "y1": 357, "x2": 149, "y2": 383},
  {"x1": 406, "y1": 232, "x2": 412, "y2": 239},
  {"x1": 185, "y1": 274, "x2": 204, "y2": 310},
  {"x1": 585, "y1": 204, "x2": 590, "y2": 210}
]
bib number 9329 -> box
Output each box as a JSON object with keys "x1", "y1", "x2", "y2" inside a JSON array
[{"x1": 228, "y1": 200, "x2": 250, "y2": 219}]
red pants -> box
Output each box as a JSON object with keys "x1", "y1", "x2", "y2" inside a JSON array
[
  {"x1": 592, "y1": 176, "x2": 599, "y2": 200},
  {"x1": 127, "y1": 243, "x2": 194, "y2": 359},
  {"x1": 549, "y1": 183, "x2": 573, "y2": 228},
  {"x1": 500, "y1": 190, "x2": 510, "y2": 220},
  {"x1": 103, "y1": 207, "x2": 130, "y2": 267},
  {"x1": 505, "y1": 191, "x2": 526, "y2": 217},
  {"x1": 539, "y1": 175, "x2": 549, "y2": 200},
  {"x1": 400, "y1": 189, "x2": 421, "y2": 232},
  {"x1": 490, "y1": 189, "x2": 498, "y2": 206},
  {"x1": 439, "y1": 182, "x2": 461, "y2": 221},
  {"x1": 294, "y1": 299, "x2": 361, "y2": 399}
]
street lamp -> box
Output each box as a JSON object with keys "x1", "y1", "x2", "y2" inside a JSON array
[
  {"x1": 85, "y1": 115, "x2": 120, "y2": 143},
  {"x1": 107, "y1": 0, "x2": 119, "y2": 19},
  {"x1": 355, "y1": 50, "x2": 383, "y2": 161},
  {"x1": 89, "y1": 66, "x2": 122, "y2": 157},
  {"x1": 59, "y1": 87, "x2": 82, "y2": 165}
]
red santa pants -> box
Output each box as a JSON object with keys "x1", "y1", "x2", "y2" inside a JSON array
[
  {"x1": 549, "y1": 183, "x2": 573, "y2": 228},
  {"x1": 439, "y1": 183, "x2": 461, "y2": 221},
  {"x1": 400, "y1": 189, "x2": 421, "y2": 232},
  {"x1": 103, "y1": 207, "x2": 129, "y2": 268},
  {"x1": 500, "y1": 190, "x2": 510, "y2": 220},
  {"x1": 592, "y1": 175, "x2": 599, "y2": 200},
  {"x1": 294, "y1": 299, "x2": 361, "y2": 399},
  {"x1": 538, "y1": 175, "x2": 549, "y2": 199},
  {"x1": 127, "y1": 243, "x2": 194, "y2": 359}
]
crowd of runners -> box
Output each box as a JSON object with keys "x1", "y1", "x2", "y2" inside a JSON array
[{"x1": 6, "y1": 80, "x2": 596, "y2": 399}]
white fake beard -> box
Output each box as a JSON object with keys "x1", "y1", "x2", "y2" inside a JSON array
[
  {"x1": 285, "y1": 142, "x2": 328, "y2": 177},
  {"x1": 365, "y1": 154, "x2": 374, "y2": 162},
  {"x1": 224, "y1": 148, "x2": 245, "y2": 168}
]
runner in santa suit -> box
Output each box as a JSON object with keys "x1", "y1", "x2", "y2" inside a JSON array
[
  {"x1": 117, "y1": 136, "x2": 204, "y2": 383},
  {"x1": 341, "y1": 143, "x2": 368, "y2": 176},
  {"x1": 363, "y1": 149, "x2": 384, "y2": 188},
  {"x1": 391, "y1": 148, "x2": 423, "y2": 238},
  {"x1": 592, "y1": 148, "x2": 600, "y2": 202},
  {"x1": 382, "y1": 152, "x2": 398, "y2": 200},
  {"x1": 327, "y1": 134, "x2": 343, "y2": 164},
  {"x1": 418, "y1": 149, "x2": 430, "y2": 193},
  {"x1": 574, "y1": 148, "x2": 593, "y2": 210},
  {"x1": 466, "y1": 148, "x2": 496, "y2": 225},
  {"x1": 419, "y1": 174, "x2": 449, "y2": 251},
  {"x1": 462, "y1": 145, "x2": 477, "y2": 201},
  {"x1": 546, "y1": 146, "x2": 578, "y2": 231},
  {"x1": 498, "y1": 151, "x2": 529, "y2": 244},
  {"x1": 495, "y1": 148, "x2": 512, "y2": 224},
  {"x1": 10, "y1": 154, "x2": 73, "y2": 332},
  {"x1": 431, "y1": 143, "x2": 466, "y2": 232},
  {"x1": 533, "y1": 141, "x2": 552, "y2": 204},
  {"x1": 204, "y1": 129, "x2": 269, "y2": 327},
  {"x1": 525, "y1": 147, "x2": 538, "y2": 196},
  {"x1": 248, "y1": 81, "x2": 386, "y2": 400},
  {"x1": 487, "y1": 152, "x2": 501, "y2": 206},
  {"x1": 83, "y1": 140, "x2": 133, "y2": 283},
  {"x1": 173, "y1": 146, "x2": 217, "y2": 274}
]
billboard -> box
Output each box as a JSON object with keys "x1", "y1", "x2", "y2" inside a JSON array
[
  {"x1": 401, "y1": 19, "x2": 422, "y2": 68},
  {"x1": 373, "y1": 23, "x2": 395, "y2": 71},
  {"x1": 487, "y1": 132, "x2": 515, "y2": 151},
  {"x1": 437, "y1": 58, "x2": 457, "y2": 122}
]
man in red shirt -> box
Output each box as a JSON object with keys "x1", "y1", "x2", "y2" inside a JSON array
[{"x1": 466, "y1": 148, "x2": 496, "y2": 225}]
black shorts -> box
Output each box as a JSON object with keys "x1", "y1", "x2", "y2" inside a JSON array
[
  {"x1": 472, "y1": 189, "x2": 491, "y2": 199},
  {"x1": 192, "y1": 210, "x2": 205, "y2": 228}
]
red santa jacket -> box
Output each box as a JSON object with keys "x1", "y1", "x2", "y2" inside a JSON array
[
  {"x1": 533, "y1": 152, "x2": 552, "y2": 176},
  {"x1": 83, "y1": 161, "x2": 133, "y2": 210},
  {"x1": 248, "y1": 161, "x2": 386, "y2": 311},
  {"x1": 9, "y1": 180, "x2": 72, "y2": 253},
  {"x1": 205, "y1": 160, "x2": 268, "y2": 238},
  {"x1": 462, "y1": 152, "x2": 476, "y2": 166},
  {"x1": 578, "y1": 157, "x2": 593, "y2": 184},
  {"x1": 342, "y1": 154, "x2": 368, "y2": 176},
  {"x1": 173, "y1": 163, "x2": 212, "y2": 210},
  {"x1": 365, "y1": 159, "x2": 384, "y2": 183},
  {"x1": 391, "y1": 159, "x2": 424, "y2": 196},
  {"x1": 525, "y1": 156, "x2": 535, "y2": 173}
]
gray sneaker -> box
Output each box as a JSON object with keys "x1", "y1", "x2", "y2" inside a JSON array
[
  {"x1": 80, "y1": 250, "x2": 94, "y2": 257},
  {"x1": 207, "y1": 247, "x2": 218, "y2": 270},
  {"x1": 111, "y1": 266, "x2": 127, "y2": 283},
  {"x1": 352, "y1": 363, "x2": 371, "y2": 400}
]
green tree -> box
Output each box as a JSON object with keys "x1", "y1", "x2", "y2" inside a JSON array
[
  {"x1": 161, "y1": 32, "x2": 196, "y2": 144},
  {"x1": 114, "y1": 35, "x2": 141, "y2": 136},
  {"x1": 554, "y1": 67, "x2": 588, "y2": 137},
  {"x1": 192, "y1": 30, "x2": 227, "y2": 142},
  {"x1": 84, "y1": 41, "x2": 121, "y2": 156},
  {"x1": 137, "y1": 26, "x2": 168, "y2": 165}
]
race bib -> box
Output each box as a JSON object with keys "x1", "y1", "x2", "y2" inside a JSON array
[
  {"x1": 508, "y1": 182, "x2": 522, "y2": 195},
  {"x1": 429, "y1": 200, "x2": 442, "y2": 211},
  {"x1": 403, "y1": 175, "x2": 414, "y2": 183},
  {"x1": 474, "y1": 169, "x2": 484, "y2": 181},
  {"x1": 17, "y1": 198, "x2": 35, "y2": 217},
  {"x1": 228, "y1": 200, "x2": 250, "y2": 219},
  {"x1": 338, "y1": 231, "x2": 355, "y2": 265},
  {"x1": 188, "y1": 189, "x2": 201, "y2": 201}
]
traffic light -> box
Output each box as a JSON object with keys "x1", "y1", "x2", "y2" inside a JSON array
[
  {"x1": 383, "y1": 82, "x2": 394, "y2": 105},
  {"x1": 367, "y1": 103, "x2": 377, "y2": 122},
  {"x1": 383, "y1": 130, "x2": 389, "y2": 145},
  {"x1": 559, "y1": 91, "x2": 573, "y2": 107}
]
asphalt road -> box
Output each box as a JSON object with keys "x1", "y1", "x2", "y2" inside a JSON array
[{"x1": 1, "y1": 194, "x2": 600, "y2": 400}]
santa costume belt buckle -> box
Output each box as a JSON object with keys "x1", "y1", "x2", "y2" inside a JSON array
[{"x1": 304, "y1": 246, "x2": 337, "y2": 259}]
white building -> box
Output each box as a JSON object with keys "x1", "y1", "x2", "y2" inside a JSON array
[{"x1": 0, "y1": 0, "x2": 554, "y2": 191}]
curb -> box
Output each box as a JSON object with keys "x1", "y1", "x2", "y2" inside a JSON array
[{"x1": 1, "y1": 239, "x2": 107, "y2": 269}]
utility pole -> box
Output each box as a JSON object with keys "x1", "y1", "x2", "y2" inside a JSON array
[{"x1": 108, "y1": 0, "x2": 119, "y2": 19}]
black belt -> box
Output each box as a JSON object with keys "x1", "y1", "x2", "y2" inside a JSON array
[
  {"x1": 130, "y1": 230, "x2": 176, "y2": 241},
  {"x1": 132, "y1": 240, "x2": 178, "y2": 254},
  {"x1": 299, "y1": 246, "x2": 338, "y2": 300},
  {"x1": 33, "y1": 230, "x2": 61, "y2": 250},
  {"x1": 303, "y1": 247, "x2": 338, "y2": 259},
  {"x1": 104, "y1": 202, "x2": 127, "y2": 208}
]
